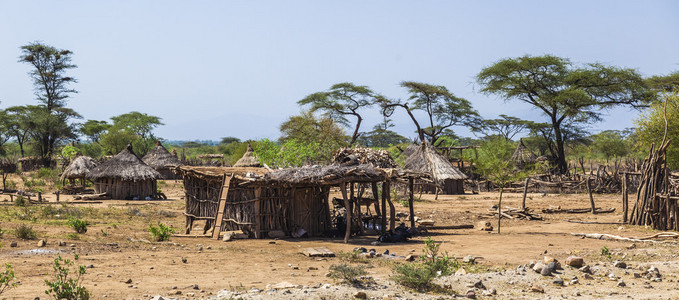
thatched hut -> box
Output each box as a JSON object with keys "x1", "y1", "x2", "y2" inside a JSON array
[
  {"x1": 60, "y1": 155, "x2": 98, "y2": 185},
  {"x1": 88, "y1": 144, "x2": 160, "y2": 199},
  {"x1": 233, "y1": 143, "x2": 261, "y2": 167},
  {"x1": 405, "y1": 142, "x2": 467, "y2": 194},
  {"x1": 332, "y1": 147, "x2": 396, "y2": 168},
  {"x1": 510, "y1": 139, "x2": 538, "y2": 170},
  {"x1": 401, "y1": 143, "x2": 419, "y2": 159},
  {"x1": 142, "y1": 141, "x2": 182, "y2": 179},
  {"x1": 178, "y1": 164, "x2": 424, "y2": 242},
  {"x1": 18, "y1": 156, "x2": 46, "y2": 172}
]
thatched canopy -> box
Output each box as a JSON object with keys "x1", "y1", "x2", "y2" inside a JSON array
[
  {"x1": 233, "y1": 143, "x2": 261, "y2": 167},
  {"x1": 511, "y1": 139, "x2": 537, "y2": 169},
  {"x1": 142, "y1": 141, "x2": 182, "y2": 169},
  {"x1": 88, "y1": 144, "x2": 160, "y2": 181},
  {"x1": 405, "y1": 142, "x2": 467, "y2": 182},
  {"x1": 61, "y1": 155, "x2": 98, "y2": 181},
  {"x1": 332, "y1": 147, "x2": 396, "y2": 168},
  {"x1": 401, "y1": 143, "x2": 419, "y2": 159}
]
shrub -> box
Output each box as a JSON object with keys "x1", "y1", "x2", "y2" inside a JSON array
[
  {"x1": 148, "y1": 223, "x2": 175, "y2": 241},
  {"x1": 5, "y1": 180, "x2": 17, "y2": 191},
  {"x1": 44, "y1": 254, "x2": 90, "y2": 300},
  {"x1": 66, "y1": 233, "x2": 80, "y2": 240},
  {"x1": 0, "y1": 264, "x2": 17, "y2": 296},
  {"x1": 337, "y1": 250, "x2": 370, "y2": 264},
  {"x1": 392, "y1": 237, "x2": 459, "y2": 292},
  {"x1": 15, "y1": 224, "x2": 36, "y2": 240},
  {"x1": 328, "y1": 264, "x2": 367, "y2": 284},
  {"x1": 14, "y1": 195, "x2": 28, "y2": 207},
  {"x1": 67, "y1": 218, "x2": 88, "y2": 234},
  {"x1": 392, "y1": 263, "x2": 436, "y2": 290},
  {"x1": 601, "y1": 246, "x2": 611, "y2": 259},
  {"x1": 420, "y1": 237, "x2": 458, "y2": 276}
]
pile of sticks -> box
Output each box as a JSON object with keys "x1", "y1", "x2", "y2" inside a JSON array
[
  {"x1": 629, "y1": 140, "x2": 678, "y2": 230},
  {"x1": 489, "y1": 207, "x2": 543, "y2": 220}
]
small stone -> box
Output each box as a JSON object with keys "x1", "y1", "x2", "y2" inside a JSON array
[
  {"x1": 583, "y1": 273, "x2": 594, "y2": 280},
  {"x1": 544, "y1": 256, "x2": 556, "y2": 264},
  {"x1": 541, "y1": 262, "x2": 557, "y2": 276},
  {"x1": 308, "y1": 267, "x2": 318, "y2": 271},
  {"x1": 486, "y1": 288, "x2": 497, "y2": 295},
  {"x1": 353, "y1": 247, "x2": 367, "y2": 253},
  {"x1": 354, "y1": 291, "x2": 367, "y2": 299},
  {"x1": 222, "y1": 233, "x2": 233, "y2": 242},
  {"x1": 530, "y1": 285, "x2": 544, "y2": 293},
  {"x1": 192, "y1": 284, "x2": 199, "y2": 290},
  {"x1": 609, "y1": 273, "x2": 618, "y2": 280},
  {"x1": 455, "y1": 268, "x2": 467, "y2": 276},
  {"x1": 70, "y1": 244, "x2": 76, "y2": 247},
  {"x1": 197, "y1": 245, "x2": 203, "y2": 251},
  {"x1": 37, "y1": 240, "x2": 46, "y2": 247},
  {"x1": 58, "y1": 241, "x2": 66, "y2": 246},
  {"x1": 579, "y1": 265, "x2": 591, "y2": 274},
  {"x1": 473, "y1": 280, "x2": 485, "y2": 289},
  {"x1": 9, "y1": 241, "x2": 17, "y2": 247},
  {"x1": 206, "y1": 246, "x2": 212, "y2": 250},
  {"x1": 633, "y1": 273, "x2": 642, "y2": 278},
  {"x1": 477, "y1": 221, "x2": 493, "y2": 231},
  {"x1": 617, "y1": 280, "x2": 626, "y2": 287},
  {"x1": 565, "y1": 256, "x2": 584, "y2": 268},
  {"x1": 570, "y1": 278, "x2": 579, "y2": 285},
  {"x1": 613, "y1": 260, "x2": 627, "y2": 269},
  {"x1": 383, "y1": 249, "x2": 389, "y2": 255},
  {"x1": 533, "y1": 262, "x2": 546, "y2": 273},
  {"x1": 124, "y1": 279, "x2": 132, "y2": 284},
  {"x1": 552, "y1": 275, "x2": 564, "y2": 286},
  {"x1": 404, "y1": 255, "x2": 415, "y2": 262},
  {"x1": 465, "y1": 290, "x2": 476, "y2": 299},
  {"x1": 87, "y1": 264, "x2": 94, "y2": 268}
]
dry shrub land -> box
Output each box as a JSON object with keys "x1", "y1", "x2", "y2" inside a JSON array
[{"x1": 2, "y1": 173, "x2": 679, "y2": 299}]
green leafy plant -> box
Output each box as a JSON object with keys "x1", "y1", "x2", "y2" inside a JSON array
[
  {"x1": 66, "y1": 233, "x2": 80, "y2": 240},
  {"x1": 420, "y1": 237, "x2": 459, "y2": 276},
  {"x1": 328, "y1": 263, "x2": 367, "y2": 284},
  {"x1": 15, "y1": 224, "x2": 36, "y2": 240},
  {"x1": 67, "y1": 217, "x2": 88, "y2": 234},
  {"x1": 44, "y1": 254, "x2": 90, "y2": 300},
  {"x1": 601, "y1": 246, "x2": 611, "y2": 259},
  {"x1": 148, "y1": 223, "x2": 175, "y2": 241},
  {"x1": 392, "y1": 263, "x2": 437, "y2": 291},
  {"x1": 392, "y1": 237, "x2": 459, "y2": 292},
  {"x1": 0, "y1": 264, "x2": 17, "y2": 296},
  {"x1": 337, "y1": 250, "x2": 370, "y2": 264},
  {"x1": 14, "y1": 195, "x2": 28, "y2": 207},
  {"x1": 100, "y1": 229, "x2": 108, "y2": 237}
]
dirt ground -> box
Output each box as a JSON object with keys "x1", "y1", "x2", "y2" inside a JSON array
[{"x1": 2, "y1": 175, "x2": 679, "y2": 299}]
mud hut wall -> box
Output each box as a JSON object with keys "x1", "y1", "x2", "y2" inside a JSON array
[
  {"x1": 156, "y1": 168, "x2": 180, "y2": 180},
  {"x1": 94, "y1": 178, "x2": 156, "y2": 199}
]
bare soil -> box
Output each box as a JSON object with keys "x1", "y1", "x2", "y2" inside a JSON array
[{"x1": 1, "y1": 175, "x2": 679, "y2": 299}]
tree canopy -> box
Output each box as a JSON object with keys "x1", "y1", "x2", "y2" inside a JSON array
[
  {"x1": 477, "y1": 55, "x2": 655, "y2": 174},
  {"x1": 476, "y1": 114, "x2": 533, "y2": 141}
]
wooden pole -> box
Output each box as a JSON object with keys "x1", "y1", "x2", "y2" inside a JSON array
[
  {"x1": 521, "y1": 177, "x2": 530, "y2": 210},
  {"x1": 371, "y1": 182, "x2": 381, "y2": 217},
  {"x1": 340, "y1": 182, "x2": 351, "y2": 243},
  {"x1": 254, "y1": 187, "x2": 261, "y2": 238},
  {"x1": 55, "y1": 191, "x2": 60, "y2": 202},
  {"x1": 385, "y1": 181, "x2": 395, "y2": 231},
  {"x1": 380, "y1": 182, "x2": 387, "y2": 235},
  {"x1": 587, "y1": 177, "x2": 597, "y2": 214},
  {"x1": 498, "y1": 187, "x2": 503, "y2": 234},
  {"x1": 409, "y1": 178, "x2": 415, "y2": 229},
  {"x1": 622, "y1": 173, "x2": 628, "y2": 223}
]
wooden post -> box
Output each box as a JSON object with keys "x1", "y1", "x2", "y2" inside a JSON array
[
  {"x1": 622, "y1": 173, "x2": 628, "y2": 223},
  {"x1": 385, "y1": 181, "x2": 395, "y2": 231},
  {"x1": 38, "y1": 192, "x2": 42, "y2": 202},
  {"x1": 371, "y1": 182, "x2": 381, "y2": 217},
  {"x1": 521, "y1": 178, "x2": 530, "y2": 210},
  {"x1": 254, "y1": 187, "x2": 262, "y2": 238},
  {"x1": 586, "y1": 177, "x2": 596, "y2": 214},
  {"x1": 498, "y1": 187, "x2": 503, "y2": 234},
  {"x1": 409, "y1": 178, "x2": 415, "y2": 229},
  {"x1": 56, "y1": 191, "x2": 60, "y2": 202},
  {"x1": 212, "y1": 174, "x2": 233, "y2": 239},
  {"x1": 340, "y1": 181, "x2": 351, "y2": 243},
  {"x1": 352, "y1": 183, "x2": 365, "y2": 235},
  {"x1": 380, "y1": 182, "x2": 387, "y2": 235}
]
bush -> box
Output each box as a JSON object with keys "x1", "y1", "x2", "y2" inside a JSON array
[
  {"x1": 392, "y1": 263, "x2": 437, "y2": 290},
  {"x1": 67, "y1": 218, "x2": 88, "y2": 234},
  {"x1": 391, "y1": 237, "x2": 459, "y2": 292},
  {"x1": 148, "y1": 223, "x2": 175, "y2": 241},
  {"x1": 14, "y1": 195, "x2": 28, "y2": 207},
  {"x1": 0, "y1": 264, "x2": 17, "y2": 296},
  {"x1": 328, "y1": 264, "x2": 367, "y2": 284},
  {"x1": 5, "y1": 180, "x2": 17, "y2": 191},
  {"x1": 420, "y1": 237, "x2": 458, "y2": 276},
  {"x1": 337, "y1": 250, "x2": 370, "y2": 264},
  {"x1": 15, "y1": 224, "x2": 36, "y2": 240},
  {"x1": 44, "y1": 254, "x2": 90, "y2": 300}
]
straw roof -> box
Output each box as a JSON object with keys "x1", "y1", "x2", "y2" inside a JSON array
[
  {"x1": 88, "y1": 144, "x2": 160, "y2": 181},
  {"x1": 510, "y1": 139, "x2": 537, "y2": 169},
  {"x1": 142, "y1": 141, "x2": 182, "y2": 169},
  {"x1": 233, "y1": 143, "x2": 261, "y2": 167},
  {"x1": 404, "y1": 142, "x2": 467, "y2": 181},
  {"x1": 61, "y1": 155, "x2": 98, "y2": 180},
  {"x1": 332, "y1": 147, "x2": 396, "y2": 168},
  {"x1": 401, "y1": 143, "x2": 419, "y2": 158}
]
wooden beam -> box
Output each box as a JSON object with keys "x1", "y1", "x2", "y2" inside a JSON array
[
  {"x1": 381, "y1": 182, "x2": 387, "y2": 235},
  {"x1": 212, "y1": 174, "x2": 233, "y2": 239},
  {"x1": 340, "y1": 181, "x2": 351, "y2": 243},
  {"x1": 409, "y1": 178, "x2": 415, "y2": 229},
  {"x1": 254, "y1": 187, "x2": 262, "y2": 238}
]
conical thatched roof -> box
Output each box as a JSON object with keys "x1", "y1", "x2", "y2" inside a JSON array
[
  {"x1": 332, "y1": 147, "x2": 396, "y2": 168},
  {"x1": 233, "y1": 143, "x2": 261, "y2": 167},
  {"x1": 510, "y1": 139, "x2": 537, "y2": 169},
  {"x1": 61, "y1": 155, "x2": 98, "y2": 180},
  {"x1": 142, "y1": 141, "x2": 182, "y2": 169},
  {"x1": 401, "y1": 143, "x2": 419, "y2": 158},
  {"x1": 405, "y1": 142, "x2": 467, "y2": 181},
  {"x1": 88, "y1": 144, "x2": 160, "y2": 181}
]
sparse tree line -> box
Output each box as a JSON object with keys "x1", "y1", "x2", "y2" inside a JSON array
[{"x1": 2, "y1": 42, "x2": 678, "y2": 173}]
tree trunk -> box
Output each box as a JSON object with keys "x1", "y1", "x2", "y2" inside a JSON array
[
  {"x1": 349, "y1": 115, "x2": 362, "y2": 146},
  {"x1": 498, "y1": 187, "x2": 503, "y2": 234},
  {"x1": 552, "y1": 121, "x2": 568, "y2": 174}
]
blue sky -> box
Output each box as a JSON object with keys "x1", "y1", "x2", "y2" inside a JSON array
[{"x1": 1, "y1": 1, "x2": 677, "y2": 141}]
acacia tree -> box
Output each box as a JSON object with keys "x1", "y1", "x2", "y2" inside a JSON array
[
  {"x1": 19, "y1": 42, "x2": 81, "y2": 165},
  {"x1": 380, "y1": 81, "x2": 481, "y2": 144},
  {"x1": 476, "y1": 114, "x2": 533, "y2": 141},
  {"x1": 298, "y1": 83, "x2": 379, "y2": 146},
  {"x1": 79, "y1": 120, "x2": 110, "y2": 144},
  {"x1": 477, "y1": 55, "x2": 655, "y2": 174},
  {"x1": 2, "y1": 106, "x2": 31, "y2": 156},
  {"x1": 100, "y1": 112, "x2": 163, "y2": 156}
]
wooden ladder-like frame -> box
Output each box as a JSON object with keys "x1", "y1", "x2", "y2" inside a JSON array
[{"x1": 212, "y1": 174, "x2": 233, "y2": 239}]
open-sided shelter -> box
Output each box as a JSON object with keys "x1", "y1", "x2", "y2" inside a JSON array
[
  {"x1": 142, "y1": 141, "x2": 183, "y2": 179},
  {"x1": 405, "y1": 142, "x2": 467, "y2": 194},
  {"x1": 61, "y1": 154, "x2": 98, "y2": 185},
  {"x1": 88, "y1": 144, "x2": 161, "y2": 199},
  {"x1": 177, "y1": 164, "x2": 425, "y2": 242}
]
